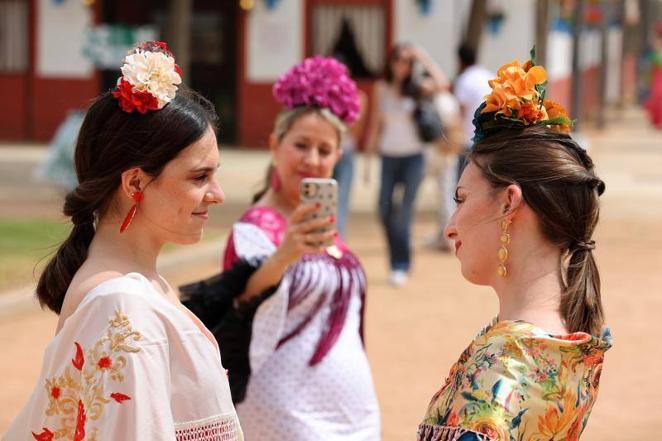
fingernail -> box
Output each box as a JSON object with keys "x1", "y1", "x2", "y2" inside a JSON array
[
  {"x1": 333, "y1": 232, "x2": 338, "y2": 237},
  {"x1": 315, "y1": 202, "x2": 321, "y2": 209},
  {"x1": 328, "y1": 216, "x2": 335, "y2": 223}
]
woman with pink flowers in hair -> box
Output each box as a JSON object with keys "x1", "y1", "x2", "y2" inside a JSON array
[{"x1": 183, "y1": 57, "x2": 380, "y2": 440}]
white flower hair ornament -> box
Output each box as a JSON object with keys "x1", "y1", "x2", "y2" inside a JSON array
[{"x1": 112, "y1": 41, "x2": 183, "y2": 114}]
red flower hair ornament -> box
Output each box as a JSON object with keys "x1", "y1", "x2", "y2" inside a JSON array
[{"x1": 111, "y1": 41, "x2": 183, "y2": 114}]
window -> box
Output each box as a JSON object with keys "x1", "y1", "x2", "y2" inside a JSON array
[
  {"x1": 311, "y1": 4, "x2": 385, "y2": 79},
  {"x1": 0, "y1": 0, "x2": 29, "y2": 73}
]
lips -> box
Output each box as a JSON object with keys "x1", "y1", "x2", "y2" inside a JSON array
[
  {"x1": 192, "y1": 211, "x2": 208, "y2": 220},
  {"x1": 454, "y1": 240, "x2": 462, "y2": 255}
]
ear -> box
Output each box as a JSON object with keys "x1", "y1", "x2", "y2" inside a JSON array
[
  {"x1": 120, "y1": 167, "x2": 147, "y2": 199},
  {"x1": 335, "y1": 147, "x2": 343, "y2": 163},
  {"x1": 268, "y1": 133, "x2": 279, "y2": 155},
  {"x1": 501, "y1": 184, "x2": 523, "y2": 218}
]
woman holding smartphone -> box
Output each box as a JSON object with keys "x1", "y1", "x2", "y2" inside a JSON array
[{"x1": 185, "y1": 57, "x2": 380, "y2": 440}]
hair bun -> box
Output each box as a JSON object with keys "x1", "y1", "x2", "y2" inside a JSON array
[{"x1": 592, "y1": 178, "x2": 606, "y2": 196}]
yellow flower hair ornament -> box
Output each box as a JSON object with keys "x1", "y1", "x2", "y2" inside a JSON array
[{"x1": 472, "y1": 48, "x2": 573, "y2": 143}]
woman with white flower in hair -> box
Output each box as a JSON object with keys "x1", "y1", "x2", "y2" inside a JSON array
[
  {"x1": 4, "y1": 41, "x2": 243, "y2": 440},
  {"x1": 182, "y1": 57, "x2": 380, "y2": 441}
]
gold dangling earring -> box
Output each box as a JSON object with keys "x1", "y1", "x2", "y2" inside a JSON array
[{"x1": 497, "y1": 219, "x2": 511, "y2": 277}]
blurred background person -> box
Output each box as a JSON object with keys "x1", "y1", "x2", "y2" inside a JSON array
[
  {"x1": 453, "y1": 44, "x2": 493, "y2": 179},
  {"x1": 184, "y1": 57, "x2": 380, "y2": 441},
  {"x1": 424, "y1": 90, "x2": 464, "y2": 252},
  {"x1": 330, "y1": 18, "x2": 372, "y2": 241},
  {"x1": 332, "y1": 88, "x2": 367, "y2": 240},
  {"x1": 364, "y1": 43, "x2": 447, "y2": 287},
  {"x1": 645, "y1": 20, "x2": 662, "y2": 129}
]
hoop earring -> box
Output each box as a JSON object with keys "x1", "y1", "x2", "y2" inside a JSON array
[
  {"x1": 120, "y1": 191, "x2": 143, "y2": 233},
  {"x1": 497, "y1": 219, "x2": 511, "y2": 277}
]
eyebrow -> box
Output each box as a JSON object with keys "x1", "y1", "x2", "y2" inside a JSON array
[{"x1": 189, "y1": 164, "x2": 220, "y2": 173}]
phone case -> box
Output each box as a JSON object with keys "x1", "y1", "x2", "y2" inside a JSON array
[{"x1": 300, "y1": 178, "x2": 337, "y2": 246}]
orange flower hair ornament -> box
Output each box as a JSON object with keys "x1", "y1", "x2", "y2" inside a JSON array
[{"x1": 472, "y1": 48, "x2": 573, "y2": 142}]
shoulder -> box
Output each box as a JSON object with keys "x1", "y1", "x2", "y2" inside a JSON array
[
  {"x1": 373, "y1": 80, "x2": 388, "y2": 98},
  {"x1": 64, "y1": 273, "x2": 175, "y2": 344}
]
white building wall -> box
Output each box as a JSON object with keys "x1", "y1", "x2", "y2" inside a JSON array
[
  {"x1": 393, "y1": 0, "x2": 458, "y2": 78},
  {"x1": 247, "y1": 0, "x2": 303, "y2": 82},
  {"x1": 37, "y1": 0, "x2": 93, "y2": 78},
  {"x1": 394, "y1": 0, "x2": 536, "y2": 78},
  {"x1": 478, "y1": 1, "x2": 536, "y2": 73}
]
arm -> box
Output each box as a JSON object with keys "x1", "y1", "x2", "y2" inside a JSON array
[
  {"x1": 412, "y1": 47, "x2": 449, "y2": 94},
  {"x1": 349, "y1": 90, "x2": 369, "y2": 142},
  {"x1": 362, "y1": 81, "x2": 384, "y2": 182}
]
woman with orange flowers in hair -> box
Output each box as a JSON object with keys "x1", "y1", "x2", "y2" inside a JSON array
[
  {"x1": 4, "y1": 42, "x2": 243, "y2": 440},
  {"x1": 417, "y1": 52, "x2": 612, "y2": 441}
]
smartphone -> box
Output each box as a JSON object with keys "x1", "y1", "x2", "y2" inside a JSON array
[{"x1": 300, "y1": 178, "x2": 337, "y2": 247}]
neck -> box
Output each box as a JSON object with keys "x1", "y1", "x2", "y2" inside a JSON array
[
  {"x1": 494, "y1": 243, "x2": 567, "y2": 334},
  {"x1": 89, "y1": 217, "x2": 162, "y2": 277},
  {"x1": 261, "y1": 188, "x2": 298, "y2": 216}
]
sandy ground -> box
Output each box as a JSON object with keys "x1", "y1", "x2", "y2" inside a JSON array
[{"x1": 0, "y1": 108, "x2": 660, "y2": 438}]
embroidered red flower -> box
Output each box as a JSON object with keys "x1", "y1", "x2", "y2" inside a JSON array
[
  {"x1": 175, "y1": 63, "x2": 183, "y2": 77},
  {"x1": 74, "y1": 400, "x2": 86, "y2": 441},
  {"x1": 97, "y1": 356, "x2": 112, "y2": 369},
  {"x1": 110, "y1": 392, "x2": 131, "y2": 403},
  {"x1": 31, "y1": 427, "x2": 54, "y2": 441},
  {"x1": 50, "y1": 386, "x2": 60, "y2": 400},
  {"x1": 72, "y1": 342, "x2": 84, "y2": 371}
]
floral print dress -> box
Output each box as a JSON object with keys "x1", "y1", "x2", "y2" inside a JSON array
[{"x1": 418, "y1": 318, "x2": 612, "y2": 441}]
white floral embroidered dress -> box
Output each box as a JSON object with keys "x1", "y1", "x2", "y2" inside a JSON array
[{"x1": 3, "y1": 273, "x2": 243, "y2": 441}]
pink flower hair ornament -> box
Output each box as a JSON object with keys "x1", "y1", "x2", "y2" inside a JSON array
[
  {"x1": 112, "y1": 41, "x2": 183, "y2": 114},
  {"x1": 272, "y1": 56, "x2": 360, "y2": 124}
]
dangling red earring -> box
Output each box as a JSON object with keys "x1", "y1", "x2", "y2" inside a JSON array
[
  {"x1": 270, "y1": 167, "x2": 281, "y2": 192},
  {"x1": 120, "y1": 191, "x2": 143, "y2": 233}
]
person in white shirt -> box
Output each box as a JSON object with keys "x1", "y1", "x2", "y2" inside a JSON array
[{"x1": 453, "y1": 44, "x2": 494, "y2": 180}]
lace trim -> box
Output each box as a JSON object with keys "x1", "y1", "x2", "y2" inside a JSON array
[
  {"x1": 175, "y1": 414, "x2": 241, "y2": 441},
  {"x1": 417, "y1": 424, "x2": 494, "y2": 441}
]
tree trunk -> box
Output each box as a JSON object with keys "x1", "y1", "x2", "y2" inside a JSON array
[
  {"x1": 597, "y1": 0, "x2": 611, "y2": 129},
  {"x1": 535, "y1": 0, "x2": 550, "y2": 66},
  {"x1": 464, "y1": 0, "x2": 487, "y2": 51},
  {"x1": 571, "y1": 0, "x2": 586, "y2": 129},
  {"x1": 166, "y1": 0, "x2": 192, "y2": 83}
]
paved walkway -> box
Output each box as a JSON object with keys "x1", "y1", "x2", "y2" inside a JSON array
[{"x1": 1, "y1": 107, "x2": 661, "y2": 438}]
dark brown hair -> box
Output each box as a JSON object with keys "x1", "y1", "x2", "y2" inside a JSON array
[
  {"x1": 37, "y1": 89, "x2": 217, "y2": 314},
  {"x1": 470, "y1": 126, "x2": 606, "y2": 335},
  {"x1": 383, "y1": 42, "x2": 413, "y2": 87}
]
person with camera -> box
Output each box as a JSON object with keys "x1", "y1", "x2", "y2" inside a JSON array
[
  {"x1": 364, "y1": 43, "x2": 448, "y2": 287},
  {"x1": 181, "y1": 57, "x2": 380, "y2": 441}
]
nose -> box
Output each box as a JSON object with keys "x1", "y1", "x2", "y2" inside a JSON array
[
  {"x1": 205, "y1": 177, "x2": 225, "y2": 205},
  {"x1": 302, "y1": 147, "x2": 320, "y2": 168},
  {"x1": 444, "y1": 212, "x2": 458, "y2": 240}
]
